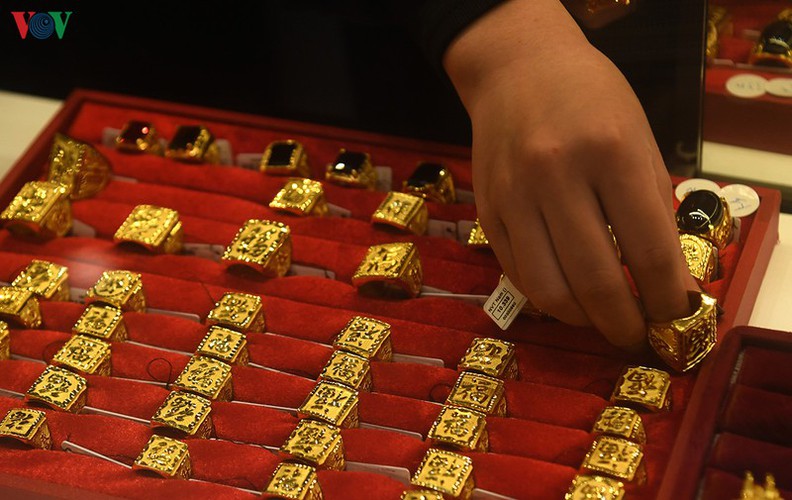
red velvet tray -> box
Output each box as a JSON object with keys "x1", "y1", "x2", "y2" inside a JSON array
[
  {"x1": 0, "y1": 89, "x2": 782, "y2": 499},
  {"x1": 660, "y1": 325, "x2": 792, "y2": 499}
]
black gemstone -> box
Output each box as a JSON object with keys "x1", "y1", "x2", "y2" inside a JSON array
[
  {"x1": 169, "y1": 126, "x2": 203, "y2": 150},
  {"x1": 406, "y1": 162, "x2": 445, "y2": 188},
  {"x1": 118, "y1": 121, "x2": 152, "y2": 145},
  {"x1": 676, "y1": 190, "x2": 724, "y2": 233},
  {"x1": 759, "y1": 20, "x2": 792, "y2": 56},
  {"x1": 332, "y1": 151, "x2": 367, "y2": 174},
  {"x1": 267, "y1": 142, "x2": 297, "y2": 166}
]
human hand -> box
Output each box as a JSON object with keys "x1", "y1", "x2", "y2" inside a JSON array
[{"x1": 445, "y1": 0, "x2": 698, "y2": 349}]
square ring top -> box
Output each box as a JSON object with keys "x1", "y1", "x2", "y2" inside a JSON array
[
  {"x1": 352, "y1": 242, "x2": 423, "y2": 298},
  {"x1": 221, "y1": 219, "x2": 292, "y2": 277},
  {"x1": 48, "y1": 133, "x2": 111, "y2": 200},
  {"x1": 25, "y1": 365, "x2": 87, "y2": 413},
  {"x1": 610, "y1": 365, "x2": 671, "y2": 412},
  {"x1": 173, "y1": 355, "x2": 233, "y2": 401},
  {"x1": 411, "y1": 448, "x2": 474, "y2": 498},
  {"x1": 133, "y1": 435, "x2": 192, "y2": 479},
  {"x1": 206, "y1": 292, "x2": 265, "y2": 333},
  {"x1": 581, "y1": 436, "x2": 645, "y2": 482},
  {"x1": 151, "y1": 390, "x2": 214, "y2": 438},
  {"x1": 0, "y1": 286, "x2": 42, "y2": 329},
  {"x1": 458, "y1": 337, "x2": 517, "y2": 379},
  {"x1": 269, "y1": 178, "x2": 327, "y2": 217},
  {"x1": 52, "y1": 335, "x2": 112, "y2": 376},
  {"x1": 115, "y1": 121, "x2": 162, "y2": 155},
  {"x1": 371, "y1": 192, "x2": 428, "y2": 235},
  {"x1": 85, "y1": 270, "x2": 146, "y2": 312},
  {"x1": 264, "y1": 462, "x2": 322, "y2": 500},
  {"x1": 333, "y1": 316, "x2": 393, "y2": 361},
  {"x1": 1, "y1": 181, "x2": 71, "y2": 239},
  {"x1": 12, "y1": 260, "x2": 70, "y2": 301},
  {"x1": 297, "y1": 381, "x2": 359, "y2": 428},
  {"x1": 114, "y1": 205, "x2": 183, "y2": 254},
  {"x1": 446, "y1": 371, "x2": 506, "y2": 416}
]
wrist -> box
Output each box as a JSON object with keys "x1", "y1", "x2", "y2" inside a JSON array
[{"x1": 443, "y1": 0, "x2": 591, "y2": 111}]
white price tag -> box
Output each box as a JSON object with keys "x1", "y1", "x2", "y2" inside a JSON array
[
  {"x1": 235, "y1": 153, "x2": 263, "y2": 170},
  {"x1": 483, "y1": 275, "x2": 527, "y2": 330}
]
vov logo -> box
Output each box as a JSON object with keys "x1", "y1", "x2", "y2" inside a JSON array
[{"x1": 11, "y1": 11, "x2": 72, "y2": 39}]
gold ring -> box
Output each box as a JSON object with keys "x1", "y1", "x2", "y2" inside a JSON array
[
  {"x1": 73, "y1": 304, "x2": 128, "y2": 342},
  {"x1": 205, "y1": 292, "x2": 266, "y2": 334},
  {"x1": 458, "y1": 337, "x2": 518, "y2": 380},
  {"x1": 151, "y1": 390, "x2": 214, "y2": 439},
  {"x1": 48, "y1": 133, "x2": 111, "y2": 200},
  {"x1": 410, "y1": 448, "x2": 474, "y2": 499},
  {"x1": 269, "y1": 178, "x2": 328, "y2": 217},
  {"x1": 565, "y1": 474, "x2": 625, "y2": 500},
  {"x1": 12, "y1": 260, "x2": 70, "y2": 301},
  {"x1": 467, "y1": 219, "x2": 489, "y2": 248},
  {"x1": 371, "y1": 192, "x2": 428, "y2": 235},
  {"x1": 610, "y1": 365, "x2": 671, "y2": 412},
  {"x1": 85, "y1": 270, "x2": 146, "y2": 312},
  {"x1": 318, "y1": 350, "x2": 372, "y2": 391},
  {"x1": 196, "y1": 326, "x2": 250, "y2": 366},
  {"x1": 647, "y1": 290, "x2": 717, "y2": 372},
  {"x1": 581, "y1": 436, "x2": 646, "y2": 484},
  {"x1": 114, "y1": 205, "x2": 184, "y2": 254},
  {"x1": 325, "y1": 149, "x2": 377, "y2": 189},
  {"x1": 427, "y1": 405, "x2": 488, "y2": 452},
  {"x1": 0, "y1": 286, "x2": 42, "y2": 329},
  {"x1": 165, "y1": 125, "x2": 219, "y2": 164},
  {"x1": 173, "y1": 355, "x2": 233, "y2": 401},
  {"x1": 115, "y1": 121, "x2": 163, "y2": 155},
  {"x1": 676, "y1": 190, "x2": 732, "y2": 250},
  {"x1": 280, "y1": 419, "x2": 345, "y2": 470},
  {"x1": 25, "y1": 365, "x2": 87, "y2": 413},
  {"x1": 260, "y1": 140, "x2": 311, "y2": 177},
  {"x1": 352, "y1": 242, "x2": 423, "y2": 298},
  {"x1": 445, "y1": 371, "x2": 507, "y2": 416},
  {"x1": 1, "y1": 181, "x2": 72, "y2": 239},
  {"x1": 298, "y1": 381, "x2": 360, "y2": 428},
  {"x1": 264, "y1": 462, "x2": 323, "y2": 500},
  {"x1": 0, "y1": 408, "x2": 52, "y2": 450},
  {"x1": 52, "y1": 335, "x2": 112, "y2": 376},
  {"x1": 402, "y1": 162, "x2": 456, "y2": 204},
  {"x1": 221, "y1": 219, "x2": 292, "y2": 278},
  {"x1": 591, "y1": 406, "x2": 646, "y2": 445},
  {"x1": 133, "y1": 435, "x2": 192, "y2": 479}
]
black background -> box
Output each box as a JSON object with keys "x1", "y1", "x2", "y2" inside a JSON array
[{"x1": 0, "y1": 1, "x2": 705, "y2": 164}]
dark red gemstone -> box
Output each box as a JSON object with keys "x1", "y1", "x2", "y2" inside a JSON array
[
  {"x1": 118, "y1": 120, "x2": 152, "y2": 145},
  {"x1": 169, "y1": 126, "x2": 205, "y2": 150}
]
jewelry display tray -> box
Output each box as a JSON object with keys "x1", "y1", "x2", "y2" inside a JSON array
[{"x1": 0, "y1": 89, "x2": 782, "y2": 499}]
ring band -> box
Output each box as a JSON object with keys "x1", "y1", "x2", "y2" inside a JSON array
[
  {"x1": 165, "y1": 125, "x2": 219, "y2": 164},
  {"x1": 647, "y1": 291, "x2": 717, "y2": 372},
  {"x1": 402, "y1": 162, "x2": 456, "y2": 204}
]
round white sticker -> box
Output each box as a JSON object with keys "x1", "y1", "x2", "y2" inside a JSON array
[
  {"x1": 766, "y1": 78, "x2": 792, "y2": 98},
  {"x1": 725, "y1": 74, "x2": 768, "y2": 98},
  {"x1": 721, "y1": 184, "x2": 761, "y2": 217},
  {"x1": 675, "y1": 178, "x2": 723, "y2": 202}
]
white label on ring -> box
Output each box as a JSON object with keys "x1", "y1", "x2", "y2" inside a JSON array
[
  {"x1": 483, "y1": 275, "x2": 527, "y2": 330},
  {"x1": 721, "y1": 184, "x2": 761, "y2": 217},
  {"x1": 374, "y1": 166, "x2": 393, "y2": 192},
  {"x1": 426, "y1": 219, "x2": 458, "y2": 239},
  {"x1": 766, "y1": 78, "x2": 792, "y2": 98},
  {"x1": 725, "y1": 74, "x2": 768, "y2": 98},
  {"x1": 674, "y1": 179, "x2": 723, "y2": 202}
]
